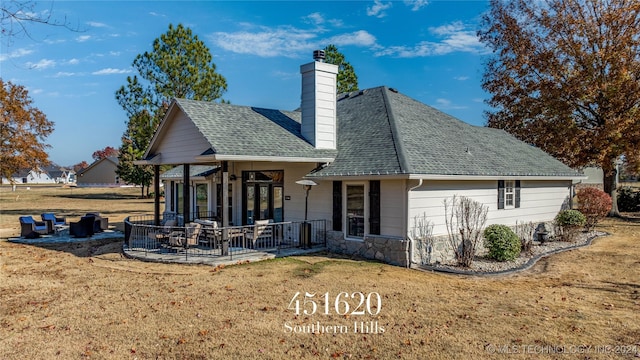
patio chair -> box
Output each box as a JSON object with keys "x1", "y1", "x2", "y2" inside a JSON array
[
  {"x1": 19, "y1": 216, "x2": 51, "y2": 238},
  {"x1": 244, "y1": 219, "x2": 274, "y2": 248},
  {"x1": 41, "y1": 213, "x2": 66, "y2": 231},
  {"x1": 168, "y1": 222, "x2": 202, "y2": 248},
  {"x1": 148, "y1": 219, "x2": 177, "y2": 243},
  {"x1": 85, "y1": 212, "x2": 109, "y2": 231},
  {"x1": 69, "y1": 216, "x2": 96, "y2": 238}
]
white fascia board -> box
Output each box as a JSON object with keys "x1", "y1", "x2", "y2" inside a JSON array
[{"x1": 195, "y1": 154, "x2": 335, "y2": 163}]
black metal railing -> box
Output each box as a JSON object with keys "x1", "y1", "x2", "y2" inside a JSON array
[{"x1": 124, "y1": 215, "x2": 327, "y2": 261}]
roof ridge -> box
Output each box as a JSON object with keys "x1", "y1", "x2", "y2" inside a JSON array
[{"x1": 380, "y1": 87, "x2": 411, "y2": 174}]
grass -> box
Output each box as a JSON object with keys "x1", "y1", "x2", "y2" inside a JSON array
[{"x1": 1, "y1": 186, "x2": 639, "y2": 359}]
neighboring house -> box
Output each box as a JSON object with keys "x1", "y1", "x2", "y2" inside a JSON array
[
  {"x1": 77, "y1": 157, "x2": 121, "y2": 187},
  {"x1": 575, "y1": 166, "x2": 604, "y2": 190},
  {"x1": 138, "y1": 53, "x2": 584, "y2": 266},
  {"x1": 42, "y1": 165, "x2": 76, "y2": 184},
  {"x1": 4, "y1": 167, "x2": 56, "y2": 184}
]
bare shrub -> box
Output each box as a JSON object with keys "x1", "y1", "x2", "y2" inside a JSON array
[
  {"x1": 444, "y1": 195, "x2": 488, "y2": 267},
  {"x1": 514, "y1": 221, "x2": 535, "y2": 253},
  {"x1": 410, "y1": 213, "x2": 434, "y2": 265}
]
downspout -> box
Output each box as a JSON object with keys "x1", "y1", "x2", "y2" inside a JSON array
[{"x1": 406, "y1": 178, "x2": 423, "y2": 268}]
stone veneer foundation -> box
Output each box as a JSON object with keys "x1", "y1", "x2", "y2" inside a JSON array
[{"x1": 326, "y1": 230, "x2": 411, "y2": 267}]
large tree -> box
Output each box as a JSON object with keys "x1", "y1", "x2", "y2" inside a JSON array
[
  {"x1": 478, "y1": 0, "x2": 640, "y2": 216},
  {"x1": 115, "y1": 23, "x2": 227, "y2": 195},
  {"x1": 323, "y1": 44, "x2": 359, "y2": 94},
  {"x1": 0, "y1": 79, "x2": 53, "y2": 184}
]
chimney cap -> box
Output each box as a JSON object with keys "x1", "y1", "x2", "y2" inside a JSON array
[{"x1": 313, "y1": 49, "x2": 325, "y2": 62}]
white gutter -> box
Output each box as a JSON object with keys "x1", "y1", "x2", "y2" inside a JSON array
[
  {"x1": 407, "y1": 174, "x2": 586, "y2": 181},
  {"x1": 406, "y1": 179, "x2": 423, "y2": 268}
]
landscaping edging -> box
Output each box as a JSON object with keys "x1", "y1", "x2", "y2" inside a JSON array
[{"x1": 414, "y1": 231, "x2": 608, "y2": 277}]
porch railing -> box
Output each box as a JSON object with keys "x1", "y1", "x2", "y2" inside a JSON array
[{"x1": 124, "y1": 215, "x2": 327, "y2": 261}]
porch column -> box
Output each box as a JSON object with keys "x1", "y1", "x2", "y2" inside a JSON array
[
  {"x1": 221, "y1": 161, "x2": 229, "y2": 227},
  {"x1": 183, "y1": 163, "x2": 190, "y2": 223},
  {"x1": 154, "y1": 165, "x2": 160, "y2": 226}
]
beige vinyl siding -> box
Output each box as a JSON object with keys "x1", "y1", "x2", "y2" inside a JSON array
[
  {"x1": 409, "y1": 180, "x2": 571, "y2": 236},
  {"x1": 380, "y1": 180, "x2": 405, "y2": 237},
  {"x1": 230, "y1": 162, "x2": 327, "y2": 224},
  {"x1": 154, "y1": 111, "x2": 211, "y2": 165}
]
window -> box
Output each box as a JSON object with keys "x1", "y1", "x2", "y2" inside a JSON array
[
  {"x1": 505, "y1": 180, "x2": 515, "y2": 208},
  {"x1": 498, "y1": 180, "x2": 521, "y2": 209}
]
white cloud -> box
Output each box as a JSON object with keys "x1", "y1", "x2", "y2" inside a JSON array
[
  {"x1": 367, "y1": 0, "x2": 393, "y2": 18},
  {"x1": 375, "y1": 21, "x2": 488, "y2": 57},
  {"x1": 92, "y1": 68, "x2": 131, "y2": 75},
  {"x1": 212, "y1": 23, "x2": 378, "y2": 58},
  {"x1": 0, "y1": 47, "x2": 33, "y2": 61},
  {"x1": 76, "y1": 35, "x2": 91, "y2": 42},
  {"x1": 26, "y1": 59, "x2": 56, "y2": 69},
  {"x1": 87, "y1": 21, "x2": 107, "y2": 28},
  {"x1": 67, "y1": 58, "x2": 80, "y2": 65},
  {"x1": 212, "y1": 27, "x2": 318, "y2": 57},
  {"x1": 53, "y1": 72, "x2": 76, "y2": 77},
  {"x1": 454, "y1": 76, "x2": 469, "y2": 81},
  {"x1": 433, "y1": 98, "x2": 467, "y2": 110},
  {"x1": 404, "y1": 0, "x2": 429, "y2": 11},
  {"x1": 328, "y1": 30, "x2": 378, "y2": 47},
  {"x1": 149, "y1": 11, "x2": 166, "y2": 17},
  {"x1": 304, "y1": 12, "x2": 325, "y2": 25}
]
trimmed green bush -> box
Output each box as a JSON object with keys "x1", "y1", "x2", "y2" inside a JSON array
[
  {"x1": 555, "y1": 210, "x2": 586, "y2": 227},
  {"x1": 483, "y1": 224, "x2": 521, "y2": 262},
  {"x1": 554, "y1": 210, "x2": 586, "y2": 241}
]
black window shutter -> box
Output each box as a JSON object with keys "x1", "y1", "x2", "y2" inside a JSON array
[
  {"x1": 498, "y1": 180, "x2": 505, "y2": 209},
  {"x1": 515, "y1": 180, "x2": 521, "y2": 208},
  {"x1": 332, "y1": 181, "x2": 342, "y2": 231},
  {"x1": 369, "y1": 180, "x2": 381, "y2": 235}
]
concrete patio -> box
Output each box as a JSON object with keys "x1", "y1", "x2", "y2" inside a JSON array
[{"x1": 7, "y1": 229, "x2": 325, "y2": 267}]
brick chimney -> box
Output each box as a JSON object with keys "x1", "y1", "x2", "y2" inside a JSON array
[{"x1": 300, "y1": 50, "x2": 338, "y2": 149}]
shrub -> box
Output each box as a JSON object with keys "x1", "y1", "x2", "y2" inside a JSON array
[
  {"x1": 444, "y1": 195, "x2": 488, "y2": 267},
  {"x1": 483, "y1": 224, "x2": 521, "y2": 262},
  {"x1": 554, "y1": 210, "x2": 586, "y2": 241},
  {"x1": 576, "y1": 187, "x2": 612, "y2": 231},
  {"x1": 617, "y1": 187, "x2": 640, "y2": 212}
]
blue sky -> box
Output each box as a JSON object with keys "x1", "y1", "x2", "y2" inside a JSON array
[{"x1": 1, "y1": 0, "x2": 492, "y2": 167}]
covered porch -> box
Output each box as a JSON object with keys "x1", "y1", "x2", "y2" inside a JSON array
[
  {"x1": 125, "y1": 159, "x2": 330, "y2": 262},
  {"x1": 123, "y1": 214, "x2": 327, "y2": 262}
]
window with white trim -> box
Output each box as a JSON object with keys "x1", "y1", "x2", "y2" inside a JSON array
[
  {"x1": 498, "y1": 180, "x2": 521, "y2": 210},
  {"x1": 504, "y1": 180, "x2": 515, "y2": 208}
]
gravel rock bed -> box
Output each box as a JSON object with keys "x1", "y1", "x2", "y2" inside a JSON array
[{"x1": 420, "y1": 231, "x2": 606, "y2": 275}]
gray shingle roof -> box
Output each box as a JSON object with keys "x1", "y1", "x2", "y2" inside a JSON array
[
  {"x1": 309, "y1": 86, "x2": 581, "y2": 178},
  {"x1": 174, "y1": 99, "x2": 337, "y2": 160}
]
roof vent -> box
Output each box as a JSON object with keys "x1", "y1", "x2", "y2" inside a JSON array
[{"x1": 313, "y1": 49, "x2": 325, "y2": 62}]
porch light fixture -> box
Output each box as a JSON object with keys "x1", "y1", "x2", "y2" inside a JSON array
[{"x1": 295, "y1": 179, "x2": 317, "y2": 221}]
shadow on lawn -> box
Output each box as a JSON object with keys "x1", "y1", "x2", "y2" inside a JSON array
[
  {"x1": 33, "y1": 237, "x2": 124, "y2": 258},
  {"x1": 52, "y1": 192, "x2": 142, "y2": 200}
]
